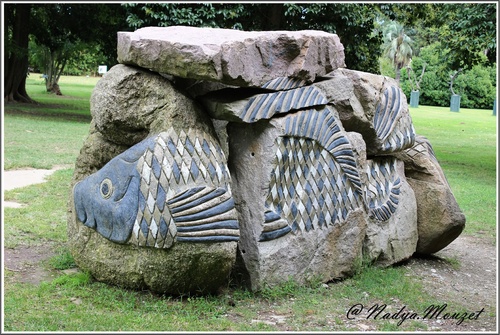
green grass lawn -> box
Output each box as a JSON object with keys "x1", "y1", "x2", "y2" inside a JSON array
[
  {"x1": 409, "y1": 105, "x2": 497, "y2": 237},
  {"x1": 2, "y1": 75, "x2": 497, "y2": 331}
]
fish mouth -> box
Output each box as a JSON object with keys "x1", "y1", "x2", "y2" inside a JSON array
[{"x1": 73, "y1": 181, "x2": 93, "y2": 227}]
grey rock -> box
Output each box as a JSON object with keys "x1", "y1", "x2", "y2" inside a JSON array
[
  {"x1": 201, "y1": 85, "x2": 329, "y2": 122},
  {"x1": 362, "y1": 158, "x2": 418, "y2": 266},
  {"x1": 90, "y1": 64, "x2": 218, "y2": 146},
  {"x1": 227, "y1": 107, "x2": 370, "y2": 290},
  {"x1": 69, "y1": 64, "x2": 238, "y2": 295},
  {"x1": 117, "y1": 26, "x2": 345, "y2": 87},
  {"x1": 67, "y1": 208, "x2": 237, "y2": 294},
  {"x1": 321, "y1": 68, "x2": 416, "y2": 155},
  {"x1": 394, "y1": 136, "x2": 466, "y2": 254}
]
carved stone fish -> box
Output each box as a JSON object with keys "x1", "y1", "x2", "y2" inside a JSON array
[
  {"x1": 73, "y1": 128, "x2": 239, "y2": 248},
  {"x1": 258, "y1": 84, "x2": 407, "y2": 242}
]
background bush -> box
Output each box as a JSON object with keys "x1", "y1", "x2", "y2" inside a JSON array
[{"x1": 394, "y1": 42, "x2": 496, "y2": 109}]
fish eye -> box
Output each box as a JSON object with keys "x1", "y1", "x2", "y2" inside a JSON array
[{"x1": 100, "y1": 178, "x2": 113, "y2": 199}]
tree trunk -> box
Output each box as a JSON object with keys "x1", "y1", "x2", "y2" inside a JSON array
[
  {"x1": 45, "y1": 49, "x2": 66, "y2": 95},
  {"x1": 395, "y1": 65, "x2": 401, "y2": 85},
  {"x1": 4, "y1": 4, "x2": 36, "y2": 103},
  {"x1": 262, "y1": 4, "x2": 284, "y2": 30}
]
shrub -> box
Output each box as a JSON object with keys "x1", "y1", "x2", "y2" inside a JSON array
[{"x1": 455, "y1": 64, "x2": 496, "y2": 109}]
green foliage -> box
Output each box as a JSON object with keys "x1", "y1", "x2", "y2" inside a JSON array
[
  {"x1": 396, "y1": 42, "x2": 496, "y2": 108},
  {"x1": 404, "y1": 42, "x2": 450, "y2": 106},
  {"x1": 446, "y1": 3, "x2": 497, "y2": 69},
  {"x1": 259, "y1": 278, "x2": 302, "y2": 301},
  {"x1": 454, "y1": 64, "x2": 497, "y2": 109},
  {"x1": 50, "y1": 272, "x2": 93, "y2": 288},
  {"x1": 382, "y1": 21, "x2": 413, "y2": 65},
  {"x1": 23, "y1": 4, "x2": 128, "y2": 91},
  {"x1": 377, "y1": 3, "x2": 496, "y2": 69}
]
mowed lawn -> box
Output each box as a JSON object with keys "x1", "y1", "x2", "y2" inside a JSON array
[
  {"x1": 409, "y1": 105, "x2": 497, "y2": 237},
  {"x1": 3, "y1": 74, "x2": 96, "y2": 170}
]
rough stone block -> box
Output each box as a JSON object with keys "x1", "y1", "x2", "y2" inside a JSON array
[
  {"x1": 322, "y1": 68, "x2": 416, "y2": 155},
  {"x1": 394, "y1": 136, "x2": 466, "y2": 254},
  {"x1": 69, "y1": 64, "x2": 238, "y2": 295},
  {"x1": 117, "y1": 26, "x2": 345, "y2": 87},
  {"x1": 362, "y1": 158, "x2": 418, "y2": 265},
  {"x1": 90, "y1": 64, "x2": 218, "y2": 146},
  {"x1": 227, "y1": 106, "x2": 413, "y2": 290}
]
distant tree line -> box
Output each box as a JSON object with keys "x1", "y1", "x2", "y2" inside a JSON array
[{"x1": 4, "y1": 3, "x2": 496, "y2": 109}]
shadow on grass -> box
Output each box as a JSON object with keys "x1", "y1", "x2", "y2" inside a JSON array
[{"x1": 4, "y1": 102, "x2": 92, "y2": 123}]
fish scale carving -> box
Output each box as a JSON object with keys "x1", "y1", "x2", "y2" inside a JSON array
[
  {"x1": 365, "y1": 158, "x2": 401, "y2": 221},
  {"x1": 283, "y1": 107, "x2": 364, "y2": 195},
  {"x1": 374, "y1": 86, "x2": 416, "y2": 153},
  {"x1": 261, "y1": 76, "x2": 308, "y2": 91},
  {"x1": 240, "y1": 86, "x2": 328, "y2": 123},
  {"x1": 259, "y1": 104, "x2": 407, "y2": 241},
  {"x1": 261, "y1": 136, "x2": 364, "y2": 241},
  {"x1": 259, "y1": 106, "x2": 365, "y2": 241},
  {"x1": 130, "y1": 128, "x2": 238, "y2": 248}
]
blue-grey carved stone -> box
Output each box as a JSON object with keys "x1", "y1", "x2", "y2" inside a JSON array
[
  {"x1": 261, "y1": 76, "x2": 309, "y2": 91},
  {"x1": 365, "y1": 158, "x2": 401, "y2": 221},
  {"x1": 373, "y1": 86, "x2": 416, "y2": 154},
  {"x1": 320, "y1": 69, "x2": 415, "y2": 156},
  {"x1": 240, "y1": 86, "x2": 328, "y2": 123},
  {"x1": 74, "y1": 128, "x2": 239, "y2": 249},
  {"x1": 362, "y1": 158, "x2": 418, "y2": 266},
  {"x1": 259, "y1": 107, "x2": 365, "y2": 241},
  {"x1": 73, "y1": 138, "x2": 152, "y2": 244},
  {"x1": 201, "y1": 81, "x2": 329, "y2": 123},
  {"x1": 227, "y1": 118, "x2": 369, "y2": 291}
]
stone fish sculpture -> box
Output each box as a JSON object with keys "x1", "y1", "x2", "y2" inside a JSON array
[
  {"x1": 260, "y1": 106, "x2": 365, "y2": 241},
  {"x1": 73, "y1": 127, "x2": 239, "y2": 248},
  {"x1": 213, "y1": 77, "x2": 411, "y2": 242},
  {"x1": 259, "y1": 106, "x2": 405, "y2": 242},
  {"x1": 69, "y1": 26, "x2": 465, "y2": 294}
]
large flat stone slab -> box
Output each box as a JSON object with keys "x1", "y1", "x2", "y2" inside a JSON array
[{"x1": 117, "y1": 26, "x2": 345, "y2": 87}]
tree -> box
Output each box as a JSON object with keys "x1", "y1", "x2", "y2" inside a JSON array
[
  {"x1": 123, "y1": 3, "x2": 383, "y2": 73},
  {"x1": 382, "y1": 21, "x2": 413, "y2": 84},
  {"x1": 29, "y1": 4, "x2": 129, "y2": 94},
  {"x1": 4, "y1": 4, "x2": 35, "y2": 103},
  {"x1": 4, "y1": 3, "x2": 129, "y2": 100},
  {"x1": 446, "y1": 3, "x2": 496, "y2": 69},
  {"x1": 377, "y1": 3, "x2": 496, "y2": 70}
]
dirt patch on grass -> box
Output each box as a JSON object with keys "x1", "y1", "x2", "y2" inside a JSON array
[
  {"x1": 402, "y1": 235, "x2": 497, "y2": 332},
  {"x1": 4, "y1": 244, "x2": 58, "y2": 285}
]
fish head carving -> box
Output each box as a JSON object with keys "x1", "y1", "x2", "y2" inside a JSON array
[{"x1": 73, "y1": 137, "x2": 155, "y2": 244}]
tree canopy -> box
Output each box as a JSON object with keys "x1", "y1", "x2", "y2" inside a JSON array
[
  {"x1": 378, "y1": 3, "x2": 497, "y2": 69},
  {"x1": 4, "y1": 3, "x2": 129, "y2": 100},
  {"x1": 4, "y1": 2, "x2": 496, "y2": 106},
  {"x1": 382, "y1": 20, "x2": 413, "y2": 84}
]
